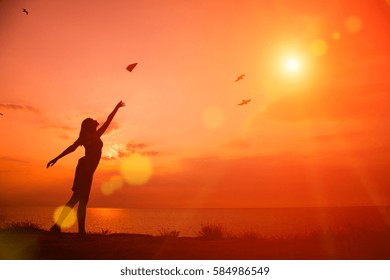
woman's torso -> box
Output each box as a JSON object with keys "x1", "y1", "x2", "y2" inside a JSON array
[{"x1": 80, "y1": 133, "x2": 103, "y2": 168}]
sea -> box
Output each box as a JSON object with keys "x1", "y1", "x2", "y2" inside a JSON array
[{"x1": 1, "y1": 206, "x2": 389, "y2": 237}]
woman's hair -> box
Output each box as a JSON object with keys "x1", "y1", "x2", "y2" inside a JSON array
[{"x1": 80, "y1": 118, "x2": 96, "y2": 137}]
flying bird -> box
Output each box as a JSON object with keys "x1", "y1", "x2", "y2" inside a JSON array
[
  {"x1": 22, "y1": 8, "x2": 29, "y2": 15},
  {"x1": 238, "y1": 99, "x2": 251, "y2": 106},
  {"x1": 0, "y1": 113, "x2": 3, "y2": 116},
  {"x1": 235, "y1": 74, "x2": 245, "y2": 82}
]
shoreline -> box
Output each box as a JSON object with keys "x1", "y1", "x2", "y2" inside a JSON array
[{"x1": 2, "y1": 205, "x2": 389, "y2": 239}]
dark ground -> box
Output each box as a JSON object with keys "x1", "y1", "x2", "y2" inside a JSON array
[{"x1": 1, "y1": 228, "x2": 390, "y2": 260}]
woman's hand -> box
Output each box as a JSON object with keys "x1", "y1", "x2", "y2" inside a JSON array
[
  {"x1": 116, "y1": 101, "x2": 126, "y2": 109},
  {"x1": 47, "y1": 159, "x2": 57, "y2": 168}
]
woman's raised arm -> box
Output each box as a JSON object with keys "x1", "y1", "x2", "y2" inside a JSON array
[{"x1": 97, "y1": 101, "x2": 125, "y2": 137}]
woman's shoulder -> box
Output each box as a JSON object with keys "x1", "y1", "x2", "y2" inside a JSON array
[
  {"x1": 75, "y1": 132, "x2": 101, "y2": 146},
  {"x1": 74, "y1": 133, "x2": 90, "y2": 146},
  {"x1": 73, "y1": 136, "x2": 84, "y2": 146}
]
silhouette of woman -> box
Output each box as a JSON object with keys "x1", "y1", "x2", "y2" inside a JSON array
[{"x1": 47, "y1": 101, "x2": 125, "y2": 238}]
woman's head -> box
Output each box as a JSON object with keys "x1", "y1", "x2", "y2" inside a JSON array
[{"x1": 80, "y1": 118, "x2": 99, "y2": 135}]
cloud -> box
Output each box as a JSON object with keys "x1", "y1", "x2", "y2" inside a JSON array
[
  {"x1": 303, "y1": 131, "x2": 363, "y2": 142},
  {"x1": 45, "y1": 122, "x2": 76, "y2": 132},
  {"x1": 125, "y1": 141, "x2": 159, "y2": 157},
  {"x1": 102, "y1": 141, "x2": 160, "y2": 161},
  {"x1": 142, "y1": 150, "x2": 390, "y2": 207},
  {"x1": 258, "y1": 84, "x2": 390, "y2": 123},
  {"x1": 126, "y1": 142, "x2": 149, "y2": 151},
  {"x1": 103, "y1": 121, "x2": 120, "y2": 135},
  {"x1": 0, "y1": 103, "x2": 41, "y2": 114},
  {"x1": 0, "y1": 156, "x2": 29, "y2": 164},
  {"x1": 141, "y1": 151, "x2": 160, "y2": 157},
  {"x1": 42, "y1": 119, "x2": 121, "y2": 142},
  {"x1": 224, "y1": 139, "x2": 252, "y2": 151}
]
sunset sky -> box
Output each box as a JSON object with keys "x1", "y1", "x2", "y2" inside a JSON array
[{"x1": 1, "y1": 0, "x2": 390, "y2": 209}]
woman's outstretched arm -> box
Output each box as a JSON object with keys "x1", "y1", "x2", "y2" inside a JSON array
[
  {"x1": 47, "y1": 142, "x2": 79, "y2": 168},
  {"x1": 97, "y1": 101, "x2": 125, "y2": 137}
]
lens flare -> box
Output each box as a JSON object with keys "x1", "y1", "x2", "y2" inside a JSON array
[
  {"x1": 0, "y1": 234, "x2": 38, "y2": 259},
  {"x1": 120, "y1": 153, "x2": 153, "y2": 186},
  {"x1": 202, "y1": 106, "x2": 224, "y2": 129},
  {"x1": 101, "y1": 175, "x2": 124, "y2": 195},
  {"x1": 345, "y1": 16, "x2": 363, "y2": 34},
  {"x1": 310, "y1": 39, "x2": 328, "y2": 56},
  {"x1": 53, "y1": 205, "x2": 76, "y2": 228},
  {"x1": 332, "y1": 32, "x2": 341, "y2": 40}
]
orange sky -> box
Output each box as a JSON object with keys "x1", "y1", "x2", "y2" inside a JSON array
[{"x1": 1, "y1": 0, "x2": 390, "y2": 208}]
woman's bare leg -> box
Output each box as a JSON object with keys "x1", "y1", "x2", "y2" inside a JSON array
[
  {"x1": 51, "y1": 194, "x2": 80, "y2": 234},
  {"x1": 77, "y1": 199, "x2": 88, "y2": 235}
]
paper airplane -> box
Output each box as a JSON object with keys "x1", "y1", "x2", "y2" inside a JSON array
[
  {"x1": 126, "y1": 63, "x2": 138, "y2": 72},
  {"x1": 238, "y1": 99, "x2": 251, "y2": 105}
]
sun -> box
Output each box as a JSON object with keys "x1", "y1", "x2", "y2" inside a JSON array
[
  {"x1": 272, "y1": 46, "x2": 307, "y2": 83},
  {"x1": 274, "y1": 51, "x2": 307, "y2": 84},
  {"x1": 284, "y1": 57, "x2": 301, "y2": 73}
]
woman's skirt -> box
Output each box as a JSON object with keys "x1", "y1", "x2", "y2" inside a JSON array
[{"x1": 72, "y1": 157, "x2": 98, "y2": 201}]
